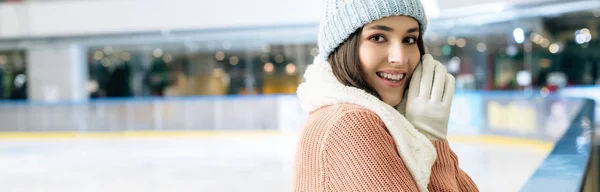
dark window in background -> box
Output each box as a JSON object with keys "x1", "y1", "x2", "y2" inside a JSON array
[{"x1": 0, "y1": 51, "x2": 27, "y2": 100}]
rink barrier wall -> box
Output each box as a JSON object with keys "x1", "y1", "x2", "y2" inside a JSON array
[
  {"x1": 0, "y1": 91, "x2": 584, "y2": 141},
  {"x1": 520, "y1": 98, "x2": 596, "y2": 192}
]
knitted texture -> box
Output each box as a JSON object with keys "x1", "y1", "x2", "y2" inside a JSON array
[
  {"x1": 292, "y1": 104, "x2": 480, "y2": 192},
  {"x1": 297, "y1": 57, "x2": 436, "y2": 191},
  {"x1": 317, "y1": 0, "x2": 428, "y2": 60}
]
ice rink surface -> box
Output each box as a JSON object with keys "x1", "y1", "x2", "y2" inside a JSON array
[{"x1": 0, "y1": 134, "x2": 549, "y2": 192}]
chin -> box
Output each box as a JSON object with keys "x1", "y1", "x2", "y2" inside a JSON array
[
  {"x1": 382, "y1": 97, "x2": 402, "y2": 107},
  {"x1": 380, "y1": 88, "x2": 405, "y2": 107}
]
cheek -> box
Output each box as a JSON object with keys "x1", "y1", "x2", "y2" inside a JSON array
[
  {"x1": 407, "y1": 48, "x2": 422, "y2": 76},
  {"x1": 359, "y1": 44, "x2": 385, "y2": 71}
]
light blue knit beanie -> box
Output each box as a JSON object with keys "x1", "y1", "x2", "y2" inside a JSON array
[{"x1": 317, "y1": 0, "x2": 428, "y2": 60}]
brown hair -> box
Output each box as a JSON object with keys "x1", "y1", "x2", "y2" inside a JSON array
[{"x1": 328, "y1": 27, "x2": 426, "y2": 100}]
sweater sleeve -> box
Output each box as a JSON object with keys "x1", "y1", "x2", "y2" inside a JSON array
[
  {"x1": 429, "y1": 140, "x2": 480, "y2": 192},
  {"x1": 320, "y1": 109, "x2": 419, "y2": 192}
]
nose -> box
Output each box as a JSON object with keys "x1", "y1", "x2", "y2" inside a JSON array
[{"x1": 388, "y1": 43, "x2": 409, "y2": 66}]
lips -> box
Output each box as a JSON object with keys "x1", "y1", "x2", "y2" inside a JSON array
[
  {"x1": 376, "y1": 72, "x2": 405, "y2": 81},
  {"x1": 376, "y1": 71, "x2": 406, "y2": 87}
]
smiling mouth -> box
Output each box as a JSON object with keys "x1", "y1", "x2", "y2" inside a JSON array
[{"x1": 376, "y1": 72, "x2": 406, "y2": 82}]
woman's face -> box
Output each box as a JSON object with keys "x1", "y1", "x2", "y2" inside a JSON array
[{"x1": 358, "y1": 16, "x2": 421, "y2": 107}]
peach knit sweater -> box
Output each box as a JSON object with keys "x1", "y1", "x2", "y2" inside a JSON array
[{"x1": 293, "y1": 104, "x2": 479, "y2": 192}]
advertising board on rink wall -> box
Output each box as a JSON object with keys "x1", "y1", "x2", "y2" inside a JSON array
[
  {"x1": 448, "y1": 92, "x2": 484, "y2": 136},
  {"x1": 481, "y1": 96, "x2": 580, "y2": 142}
]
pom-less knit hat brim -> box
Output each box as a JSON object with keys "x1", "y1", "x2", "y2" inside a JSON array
[{"x1": 317, "y1": 0, "x2": 427, "y2": 60}]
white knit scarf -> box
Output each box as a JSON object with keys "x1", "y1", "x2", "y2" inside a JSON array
[{"x1": 296, "y1": 58, "x2": 436, "y2": 192}]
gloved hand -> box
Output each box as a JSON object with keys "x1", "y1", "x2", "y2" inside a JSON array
[{"x1": 396, "y1": 54, "x2": 455, "y2": 140}]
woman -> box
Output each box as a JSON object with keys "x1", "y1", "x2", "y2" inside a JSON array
[{"x1": 294, "y1": 0, "x2": 479, "y2": 191}]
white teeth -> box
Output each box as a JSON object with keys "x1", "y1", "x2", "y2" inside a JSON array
[{"x1": 378, "y1": 72, "x2": 405, "y2": 81}]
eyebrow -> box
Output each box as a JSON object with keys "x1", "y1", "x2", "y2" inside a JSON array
[{"x1": 366, "y1": 25, "x2": 419, "y2": 34}]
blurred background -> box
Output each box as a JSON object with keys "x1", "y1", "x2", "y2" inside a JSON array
[{"x1": 0, "y1": 0, "x2": 599, "y2": 191}]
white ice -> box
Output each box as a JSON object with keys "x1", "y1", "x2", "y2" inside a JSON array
[{"x1": 0, "y1": 135, "x2": 548, "y2": 192}]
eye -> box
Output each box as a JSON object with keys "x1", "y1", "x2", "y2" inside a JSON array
[
  {"x1": 369, "y1": 35, "x2": 387, "y2": 43},
  {"x1": 404, "y1": 37, "x2": 417, "y2": 44}
]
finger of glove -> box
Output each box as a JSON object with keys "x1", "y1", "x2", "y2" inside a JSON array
[
  {"x1": 431, "y1": 63, "x2": 448, "y2": 102},
  {"x1": 408, "y1": 62, "x2": 423, "y2": 99},
  {"x1": 419, "y1": 55, "x2": 435, "y2": 99},
  {"x1": 442, "y1": 74, "x2": 456, "y2": 105}
]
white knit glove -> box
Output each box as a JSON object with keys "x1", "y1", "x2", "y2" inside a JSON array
[{"x1": 397, "y1": 54, "x2": 455, "y2": 140}]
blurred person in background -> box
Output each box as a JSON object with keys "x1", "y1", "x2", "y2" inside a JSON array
[
  {"x1": 145, "y1": 58, "x2": 170, "y2": 96},
  {"x1": 294, "y1": 0, "x2": 478, "y2": 191},
  {"x1": 106, "y1": 63, "x2": 133, "y2": 97},
  {"x1": 0, "y1": 67, "x2": 4, "y2": 99},
  {"x1": 10, "y1": 72, "x2": 26, "y2": 100}
]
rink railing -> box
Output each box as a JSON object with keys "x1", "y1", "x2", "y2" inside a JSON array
[{"x1": 521, "y1": 98, "x2": 597, "y2": 192}]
